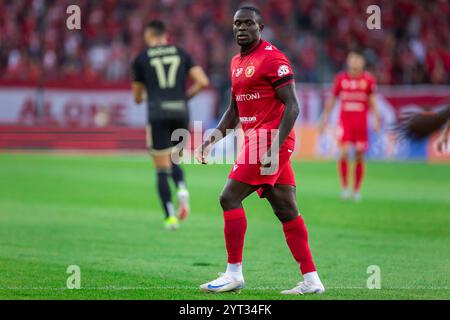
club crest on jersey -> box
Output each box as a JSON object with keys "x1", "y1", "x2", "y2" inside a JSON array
[
  {"x1": 277, "y1": 65, "x2": 290, "y2": 77},
  {"x1": 245, "y1": 64, "x2": 255, "y2": 78}
]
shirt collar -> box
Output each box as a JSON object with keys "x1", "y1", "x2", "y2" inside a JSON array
[{"x1": 240, "y1": 39, "x2": 263, "y2": 57}]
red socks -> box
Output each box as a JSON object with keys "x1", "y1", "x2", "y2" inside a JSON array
[
  {"x1": 340, "y1": 158, "x2": 365, "y2": 192},
  {"x1": 224, "y1": 209, "x2": 317, "y2": 275},
  {"x1": 354, "y1": 160, "x2": 364, "y2": 192},
  {"x1": 282, "y1": 216, "x2": 316, "y2": 274},
  {"x1": 339, "y1": 158, "x2": 349, "y2": 189},
  {"x1": 223, "y1": 208, "x2": 247, "y2": 264}
]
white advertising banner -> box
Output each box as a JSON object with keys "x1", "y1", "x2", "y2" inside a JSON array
[{"x1": 0, "y1": 87, "x2": 217, "y2": 128}]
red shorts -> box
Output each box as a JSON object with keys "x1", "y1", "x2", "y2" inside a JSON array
[
  {"x1": 228, "y1": 139, "x2": 296, "y2": 198},
  {"x1": 337, "y1": 120, "x2": 368, "y2": 151}
]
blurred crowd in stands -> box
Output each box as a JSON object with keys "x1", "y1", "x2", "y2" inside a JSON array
[{"x1": 1, "y1": 0, "x2": 449, "y2": 86}]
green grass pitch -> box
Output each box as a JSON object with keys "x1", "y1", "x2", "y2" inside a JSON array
[{"x1": 0, "y1": 153, "x2": 449, "y2": 300}]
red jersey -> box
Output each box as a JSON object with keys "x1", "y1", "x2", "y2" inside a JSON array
[
  {"x1": 332, "y1": 71, "x2": 376, "y2": 126},
  {"x1": 230, "y1": 39, "x2": 296, "y2": 148}
]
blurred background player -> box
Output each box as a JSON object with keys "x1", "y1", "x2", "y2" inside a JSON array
[
  {"x1": 319, "y1": 50, "x2": 379, "y2": 201},
  {"x1": 132, "y1": 20, "x2": 209, "y2": 230},
  {"x1": 196, "y1": 6, "x2": 324, "y2": 295}
]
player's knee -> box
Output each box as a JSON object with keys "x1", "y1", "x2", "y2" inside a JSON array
[
  {"x1": 355, "y1": 151, "x2": 364, "y2": 162},
  {"x1": 340, "y1": 151, "x2": 349, "y2": 160},
  {"x1": 273, "y1": 209, "x2": 298, "y2": 223},
  {"x1": 152, "y1": 153, "x2": 172, "y2": 169},
  {"x1": 340, "y1": 146, "x2": 350, "y2": 159},
  {"x1": 219, "y1": 192, "x2": 231, "y2": 210},
  {"x1": 272, "y1": 202, "x2": 298, "y2": 223},
  {"x1": 219, "y1": 191, "x2": 240, "y2": 211}
]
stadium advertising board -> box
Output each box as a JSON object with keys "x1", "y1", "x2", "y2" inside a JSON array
[{"x1": 0, "y1": 83, "x2": 448, "y2": 162}]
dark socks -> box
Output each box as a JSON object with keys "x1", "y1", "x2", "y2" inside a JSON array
[
  {"x1": 171, "y1": 163, "x2": 185, "y2": 189},
  {"x1": 157, "y1": 169, "x2": 173, "y2": 218}
]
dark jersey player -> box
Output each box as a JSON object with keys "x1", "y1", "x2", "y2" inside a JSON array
[
  {"x1": 195, "y1": 7, "x2": 324, "y2": 294},
  {"x1": 132, "y1": 20, "x2": 209, "y2": 230}
]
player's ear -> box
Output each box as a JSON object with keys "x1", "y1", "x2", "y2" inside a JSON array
[{"x1": 259, "y1": 23, "x2": 264, "y2": 33}]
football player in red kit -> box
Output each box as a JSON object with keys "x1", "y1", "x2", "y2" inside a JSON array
[
  {"x1": 195, "y1": 6, "x2": 324, "y2": 295},
  {"x1": 320, "y1": 50, "x2": 379, "y2": 201}
]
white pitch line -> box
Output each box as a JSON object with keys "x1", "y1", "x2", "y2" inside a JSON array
[{"x1": 1, "y1": 286, "x2": 449, "y2": 291}]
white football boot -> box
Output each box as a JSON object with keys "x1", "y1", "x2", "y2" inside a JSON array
[
  {"x1": 352, "y1": 191, "x2": 362, "y2": 202},
  {"x1": 177, "y1": 189, "x2": 190, "y2": 221},
  {"x1": 281, "y1": 280, "x2": 325, "y2": 295},
  {"x1": 341, "y1": 188, "x2": 351, "y2": 200},
  {"x1": 200, "y1": 273, "x2": 244, "y2": 293}
]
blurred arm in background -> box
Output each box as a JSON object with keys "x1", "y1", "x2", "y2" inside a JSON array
[
  {"x1": 319, "y1": 95, "x2": 336, "y2": 134},
  {"x1": 437, "y1": 118, "x2": 450, "y2": 153},
  {"x1": 186, "y1": 66, "x2": 209, "y2": 100},
  {"x1": 369, "y1": 93, "x2": 380, "y2": 133},
  {"x1": 132, "y1": 82, "x2": 146, "y2": 105}
]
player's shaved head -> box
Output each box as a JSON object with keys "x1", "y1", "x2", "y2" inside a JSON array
[
  {"x1": 233, "y1": 5, "x2": 264, "y2": 50},
  {"x1": 236, "y1": 5, "x2": 263, "y2": 24}
]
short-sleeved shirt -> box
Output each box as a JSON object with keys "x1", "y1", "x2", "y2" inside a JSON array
[
  {"x1": 230, "y1": 39, "x2": 296, "y2": 149},
  {"x1": 132, "y1": 45, "x2": 195, "y2": 120},
  {"x1": 332, "y1": 71, "x2": 377, "y2": 126}
]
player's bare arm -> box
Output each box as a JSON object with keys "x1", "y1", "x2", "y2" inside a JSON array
[
  {"x1": 195, "y1": 97, "x2": 239, "y2": 164},
  {"x1": 319, "y1": 95, "x2": 336, "y2": 133},
  {"x1": 132, "y1": 82, "x2": 146, "y2": 104},
  {"x1": 369, "y1": 93, "x2": 380, "y2": 133},
  {"x1": 261, "y1": 83, "x2": 299, "y2": 167},
  {"x1": 437, "y1": 118, "x2": 450, "y2": 153},
  {"x1": 186, "y1": 66, "x2": 210, "y2": 100},
  {"x1": 275, "y1": 83, "x2": 300, "y2": 145}
]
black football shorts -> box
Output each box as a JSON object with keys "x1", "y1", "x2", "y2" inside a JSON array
[{"x1": 146, "y1": 116, "x2": 189, "y2": 154}]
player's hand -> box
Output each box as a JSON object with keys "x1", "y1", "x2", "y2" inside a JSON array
[
  {"x1": 437, "y1": 135, "x2": 448, "y2": 153},
  {"x1": 195, "y1": 142, "x2": 212, "y2": 164}
]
